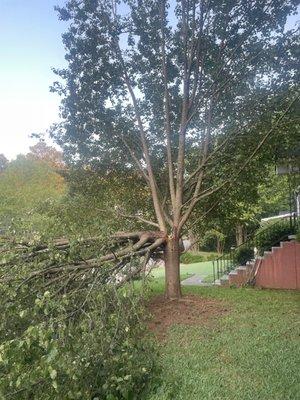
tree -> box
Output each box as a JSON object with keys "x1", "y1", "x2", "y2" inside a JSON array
[
  {"x1": 0, "y1": 156, "x2": 66, "y2": 221},
  {"x1": 27, "y1": 140, "x2": 64, "y2": 168},
  {"x1": 0, "y1": 154, "x2": 8, "y2": 172},
  {"x1": 51, "y1": 0, "x2": 299, "y2": 299}
]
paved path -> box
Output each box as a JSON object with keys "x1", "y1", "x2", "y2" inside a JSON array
[{"x1": 181, "y1": 274, "x2": 204, "y2": 286}]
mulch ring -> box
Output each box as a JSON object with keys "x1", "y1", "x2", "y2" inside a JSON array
[{"x1": 147, "y1": 294, "x2": 229, "y2": 340}]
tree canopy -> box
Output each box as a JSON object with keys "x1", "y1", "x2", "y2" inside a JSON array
[
  {"x1": 0, "y1": 154, "x2": 8, "y2": 172},
  {"x1": 51, "y1": 0, "x2": 299, "y2": 298}
]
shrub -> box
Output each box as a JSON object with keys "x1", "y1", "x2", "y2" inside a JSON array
[
  {"x1": 233, "y1": 244, "x2": 254, "y2": 265},
  {"x1": 180, "y1": 252, "x2": 205, "y2": 264},
  {"x1": 255, "y1": 219, "x2": 296, "y2": 255},
  {"x1": 0, "y1": 241, "x2": 158, "y2": 400},
  {"x1": 233, "y1": 245, "x2": 254, "y2": 266},
  {"x1": 206, "y1": 254, "x2": 217, "y2": 261}
]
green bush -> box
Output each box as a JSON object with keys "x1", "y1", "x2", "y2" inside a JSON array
[
  {"x1": 0, "y1": 241, "x2": 158, "y2": 400},
  {"x1": 233, "y1": 245, "x2": 254, "y2": 266},
  {"x1": 206, "y1": 254, "x2": 217, "y2": 261},
  {"x1": 180, "y1": 251, "x2": 219, "y2": 263},
  {"x1": 180, "y1": 252, "x2": 205, "y2": 264},
  {"x1": 255, "y1": 219, "x2": 296, "y2": 255}
]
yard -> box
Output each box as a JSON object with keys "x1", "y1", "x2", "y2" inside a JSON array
[
  {"x1": 144, "y1": 280, "x2": 300, "y2": 400},
  {"x1": 151, "y1": 260, "x2": 214, "y2": 282}
]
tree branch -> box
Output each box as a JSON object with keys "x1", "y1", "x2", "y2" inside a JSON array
[
  {"x1": 111, "y1": 4, "x2": 166, "y2": 231},
  {"x1": 186, "y1": 92, "x2": 299, "y2": 230},
  {"x1": 159, "y1": 1, "x2": 176, "y2": 209}
]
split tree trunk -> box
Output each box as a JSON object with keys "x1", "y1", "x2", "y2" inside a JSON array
[{"x1": 164, "y1": 235, "x2": 182, "y2": 299}]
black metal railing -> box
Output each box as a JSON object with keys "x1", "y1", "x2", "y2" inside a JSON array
[{"x1": 212, "y1": 214, "x2": 299, "y2": 283}]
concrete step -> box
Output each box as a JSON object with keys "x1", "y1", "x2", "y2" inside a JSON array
[
  {"x1": 220, "y1": 275, "x2": 229, "y2": 286},
  {"x1": 263, "y1": 251, "x2": 272, "y2": 257},
  {"x1": 271, "y1": 246, "x2": 281, "y2": 252}
]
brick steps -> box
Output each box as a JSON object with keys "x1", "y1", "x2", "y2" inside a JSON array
[{"x1": 217, "y1": 243, "x2": 288, "y2": 287}]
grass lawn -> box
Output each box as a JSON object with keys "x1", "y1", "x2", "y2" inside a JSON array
[
  {"x1": 151, "y1": 261, "x2": 214, "y2": 281},
  {"x1": 145, "y1": 281, "x2": 300, "y2": 400}
]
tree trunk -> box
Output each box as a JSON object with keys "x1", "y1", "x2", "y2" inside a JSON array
[
  {"x1": 216, "y1": 237, "x2": 223, "y2": 255},
  {"x1": 235, "y1": 223, "x2": 245, "y2": 246},
  {"x1": 188, "y1": 230, "x2": 199, "y2": 252},
  {"x1": 164, "y1": 235, "x2": 182, "y2": 299}
]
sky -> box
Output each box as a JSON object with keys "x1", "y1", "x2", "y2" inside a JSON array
[
  {"x1": 0, "y1": 0, "x2": 68, "y2": 160},
  {"x1": 0, "y1": 1, "x2": 299, "y2": 160}
]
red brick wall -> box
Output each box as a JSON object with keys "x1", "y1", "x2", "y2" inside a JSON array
[{"x1": 255, "y1": 241, "x2": 300, "y2": 289}]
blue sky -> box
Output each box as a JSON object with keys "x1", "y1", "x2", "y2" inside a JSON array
[
  {"x1": 0, "y1": 0, "x2": 68, "y2": 159},
  {"x1": 0, "y1": 1, "x2": 299, "y2": 160}
]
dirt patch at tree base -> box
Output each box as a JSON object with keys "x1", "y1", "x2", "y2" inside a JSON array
[{"x1": 147, "y1": 294, "x2": 229, "y2": 340}]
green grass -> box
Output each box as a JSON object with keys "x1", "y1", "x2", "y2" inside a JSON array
[
  {"x1": 145, "y1": 283, "x2": 300, "y2": 400},
  {"x1": 151, "y1": 261, "x2": 214, "y2": 281}
]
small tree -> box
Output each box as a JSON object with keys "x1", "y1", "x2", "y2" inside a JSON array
[{"x1": 51, "y1": 0, "x2": 299, "y2": 298}]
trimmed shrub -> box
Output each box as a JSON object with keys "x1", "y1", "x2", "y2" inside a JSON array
[
  {"x1": 233, "y1": 245, "x2": 254, "y2": 266},
  {"x1": 180, "y1": 252, "x2": 205, "y2": 264},
  {"x1": 206, "y1": 254, "x2": 217, "y2": 261}
]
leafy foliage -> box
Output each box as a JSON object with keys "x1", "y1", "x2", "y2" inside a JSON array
[
  {"x1": 180, "y1": 252, "x2": 205, "y2": 264},
  {"x1": 0, "y1": 156, "x2": 65, "y2": 226},
  {"x1": 255, "y1": 219, "x2": 297, "y2": 255},
  {"x1": 50, "y1": 0, "x2": 299, "y2": 229},
  {"x1": 233, "y1": 244, "x2": 254, "y2": 266},
  {"x1": 201, "y1": 229, "x2": 226, "y2": 254},
  {"x1": 49, "y1": 0, "x2": 299, "y2": 298},
  {"x1": 27, "y1": 140, "x2": 64, "y2": 168},
  {"x1": 0, "y1": 237, "x2": 158, "y2": 400},
  {"x1": 180, "y1": 251, "x2": 217, "y2": 264},
  {"x1": 0, "y1": 154, "x2": 8, "y2": 172}
]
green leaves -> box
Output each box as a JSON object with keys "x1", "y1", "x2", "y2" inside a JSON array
[
  {"x1": 0, "y1": 255, "x2": 158, "y2": 399},
  {"x1": 49, "y1": 367, "x2": 57, "y2": 380}
]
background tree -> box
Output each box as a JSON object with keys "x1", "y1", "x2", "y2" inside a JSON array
[
  {"x1": 51, "y1": 0, "x2": 299, "y2": 298},
  {"x1": 27, "y1": 140, "x2": 64, "y2": 168},
  {"x1": 0, "y1": 154, "x2": 8, "y2": 172},
  {"x1": 0, "y1": 155, "x2": 66, "y2": 227}
]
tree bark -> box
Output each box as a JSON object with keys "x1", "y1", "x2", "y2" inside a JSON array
[
  {"x1": 164, "y1": 235, "x2": 182, "y2": 299},
  {"x1": 216, "y1": 237, "x2": 222, "y2": 255},
  {"x1": 235, "y1": 223, "x2": 245, "y2": 246},
  {"x1": 188, "y1": 231, "x2": 199, "y2": 252}
]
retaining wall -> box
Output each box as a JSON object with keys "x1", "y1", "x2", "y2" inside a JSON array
[{"x1": 255, "y1": 241, "x2": 300, "y2": 289}]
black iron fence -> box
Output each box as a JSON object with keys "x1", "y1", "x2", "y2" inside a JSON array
[{"x1": 212, "y1": 214, "x2": 299, "y2": 283}]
